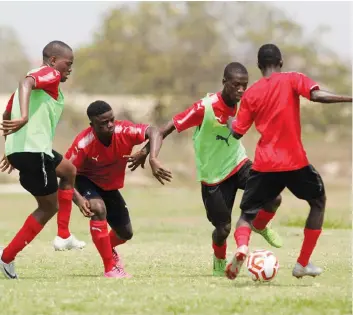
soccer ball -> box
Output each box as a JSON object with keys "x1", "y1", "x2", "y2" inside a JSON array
[{"x1": 246, "y1": 249, "x2": 279, "y2": 282}]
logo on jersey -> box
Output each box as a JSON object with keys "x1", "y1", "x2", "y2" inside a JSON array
[
  {"x1": 91, "y1": 155, "x2": 99, "y2": 162},
  {"x1": 215, "y1": 132, "x2": 231, "y2": 147}
]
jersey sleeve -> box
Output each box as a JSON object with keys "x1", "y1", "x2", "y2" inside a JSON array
[
  {"x1": 172, "y1": 100, "x2": 205, "y2": 133},
  {"x1": 65, "y1": 139, "x2": 86, "y2": 169},
  {"x1": 232, "y1": 96, "x2": 254, "y2": 135},
  {"x1": 5, "y1": 93, "x2": 15, "y2": 113},
  {"x1": 27, "y1": 66, "x2": 61, "y2": 90},
  {"x1": 290, "y1": 72, "x2": 320, "y2": 100},
  {"x1": 118, "y1": 121, "x2": 150, "y2": 146}
]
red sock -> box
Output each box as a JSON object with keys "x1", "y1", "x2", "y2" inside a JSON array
[
  {"x1": 234, "y1": 226, "x2": 251, "y2": 247},
  {"x1": 297, "y1": 228, "x2": 322, "y2": 267},
  {"x1": 212, "y1": 242, "x2": 227, "y2": 259},
  {"x1": 109, "y1": 230, "x2": 126, "y2": 248},
  {"x1": 57, "y1": 189, "x2": 73, "y2": 239},
  {"x1": 252, "y1": 209, "x2": 275, "y2": 230},
  {"x1": 90, "y1": 220, "x2": 115, "y2": 272},
  {"x1": 1, "y1": 214, "x2": 44, "y2": 263}
]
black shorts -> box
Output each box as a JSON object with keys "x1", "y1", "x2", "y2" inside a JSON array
[
  {"x1": 240, "y1": 164, "x2": 325, "y2": 215},
  {"x1": 7, "y1": 150, "x2": 63, "y2": 197},
  {"x1": 75, "y1": 175, "x2": 131, "y2": 228},
  {"x1": 201, "y1": 160, "x2": 252, "y2": 227}
]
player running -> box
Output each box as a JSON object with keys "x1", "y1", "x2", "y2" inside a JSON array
[
  {"x1": 1, "y1": 93, "x2": 86, "y2": 251},
  {"x1": 0, "y1": 40, "x2": 82, "y2": 279},
  {"x1": 126, "y1": 62, "x2": 282, "y2": 277},
  {"x1": 227, "y1": 44, "x2": 352, "y2": 279},
  {"x1": 64, "y1": 100, "x2": 171, "y2": 278}
]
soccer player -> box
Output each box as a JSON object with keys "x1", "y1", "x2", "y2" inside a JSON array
[
  {"x1": 227, "y1": 44, "x2": 352, "y2": 279},
  {"x1": 1, "y1": 94, "x2": 86, "y2": 251},
  {"x1": 126, "y1": 62, "x2": 282, "y2": 277},
  {"x1": 0, "y1": 40, "x2": 86, "y2": 279},
  {"x1": 64, "y1": 100, "x2": 171, "y2": 278}
]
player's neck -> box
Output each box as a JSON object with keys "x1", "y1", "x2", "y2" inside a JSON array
[
  {"x1": 262, "y1": 67, "x2": 281, "y2": 78},
  {"x1": 221, "y1": 90, "x2": 236, "y2": 108},
  {"x1": 97, "y1": 134, "x2": 112, "y2": 147}
]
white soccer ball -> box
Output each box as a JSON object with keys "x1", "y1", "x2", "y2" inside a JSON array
[{"x1": 246, "y1": 249, "x2": 279, "y2": 282}]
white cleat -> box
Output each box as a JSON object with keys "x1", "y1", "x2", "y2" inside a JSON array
[
  {"x1": 225, "y1": 245, "x2": 249, "y2": 280},
  {"x1": 292, "y1": 262, "x2": 323, "y2": 278},
  {"x1": 53, "y1": 235, "x2": 86, "y2": 251},
  {"x1": 0, "y1": 248, "x2": 18, "y2": 279}
]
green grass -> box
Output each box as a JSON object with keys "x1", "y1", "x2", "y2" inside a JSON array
[{"x1": 0, "y1": 186, "x2": 351, "y2": 315}]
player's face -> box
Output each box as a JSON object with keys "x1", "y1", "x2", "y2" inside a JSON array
[
  {"x1": 224, "y1": 72, "x2": 248, "y2": 103},
  {"x1": 91, "y1": 110, "x2": 115, "y2": 137},
  {"x1": 51, "y1": 49, "x2": 74, "y2": 82}
]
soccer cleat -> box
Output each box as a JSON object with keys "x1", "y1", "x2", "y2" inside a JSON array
[
  {"x1": 112, "y1": 248, "x2": 124, "y2": 268},
  {"x1": 104, "y1": 266, "x2": 132, "y2": 279},
  {"x1": 292, "y1": 262, "x2": 323, "y2": 278},
  {"x1": 53, "y1": 234, "x2": 86, "y2": 251},
  {"x1": 213, "y1": 255, "x2": 227, "y2": 277},
  {"x1": 251, "y1": 225, "x2": 283, "y2": 248},
  {"x1": 225, "y1": 245, "x2": 248, "y2": 280},
  {"x1": 0, "y1": 248, "x2": 18, "y2": 279}
]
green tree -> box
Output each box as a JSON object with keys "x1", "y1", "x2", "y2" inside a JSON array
[{"x1": 72, "y1": 2, "x2": 351, "y2": 133}]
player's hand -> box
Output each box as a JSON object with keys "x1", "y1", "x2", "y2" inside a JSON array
[
  {"x1": 0, "y1": 154, "x2": 14, "y2": 174},
  {"x1": 1, "y1": 117, "x2": 29, "y2": 136},
  {"x1": 77, "y1": 197, "x2": 93, "y2": 217},
  {"x1": 124, "y1": 150, "x2": 148, "y2": 171},
  {"x1": 149, "y1": 157, "x2": 172, "y2": 185}
]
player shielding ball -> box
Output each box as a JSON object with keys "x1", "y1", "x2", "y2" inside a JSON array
[
  {"x1": 0, "y1": 41, "x2": 83, "y2": 279},
  {"x1": 64, "y1": 100, "x2": 171, "y2": 278},
  {"x1": 227, "y1": 44, "x2": 352, "y2": 279},
  {"x1": 127, "y1": 62, "x2": 282, "y2": 277},
  {"x1": 1, "y1": 94, "x2": 86, "y2": 251}
]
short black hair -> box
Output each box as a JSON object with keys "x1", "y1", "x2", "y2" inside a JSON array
[
  {"x1": 223, "y1": 62, "x2": 248, "y2": 80},
  {"x1": 257, "y1": 44, "x2": 282, "y2": 68},
  {"x1": 87, "y1": 100, "x2": 112, "y2": 119},
  {"x1": 42, "y1": 40, "x2": 72, "y2": 61}
]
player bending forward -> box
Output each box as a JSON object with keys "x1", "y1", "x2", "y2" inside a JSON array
[
  {"x1": 227, "y1": 44, "x2": 352, "y2": 279},
  {"x1": 64, "y1": 100, "x2": 172, "y2": 278},
  {"x1": 127, "y1": 62, "x2": 282, "y2": 277},
  {"x1": 1, "y1": 93, "x2": 86, "y2": 251}
]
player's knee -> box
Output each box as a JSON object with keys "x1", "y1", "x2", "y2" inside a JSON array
[
  {"x1": 272, "y1": 195, "x2": 282, "y2": 210},
  {"x1": 66, "y1": 163, "x2": 77, "y2": 181},
  {"x1": 89, "y1": 200, "x2": 107, "y2": 219},
  {"x1": 216, "y1": 223, "x2": 231, "y2": 239},
  {"x1": 264, "y1": 195, "x2": 282, "y2": 212},
  {"x1": 308, "y1": 194, "x2": 326, "y2": 212},
  {"x1": 118, "y1": 228, "x2": 133, "y2": 241}
]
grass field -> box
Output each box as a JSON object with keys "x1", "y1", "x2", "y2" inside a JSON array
[{"x1": 0, "y1": 185, "x2": 351, "y2": 315}]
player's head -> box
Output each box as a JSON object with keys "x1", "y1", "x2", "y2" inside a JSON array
[
  {"x1": 42, "y1": 40, "x2": 73, "y2": 82},
  {"x1": 222, "y1": 62, "x2": 248, "y2": 104},
  {"x1": 257, "y1": 44, "x2": 283, "y2": 71},
  {"x1": 87, "y1": 100, "x2": 115, "y2": 137}
]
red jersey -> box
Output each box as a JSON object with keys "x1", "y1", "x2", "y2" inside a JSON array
[
  {"x1": 66, "y1": 121, "x2": 149, "y2": 190},
  {"x1": 233, "y1": 72, "x2": 320, "y2": 172},
  {"x1": 5, "y1": 66, "x2": 61, "y2": 113},
  {"x1": 173, "y1": 92, "x2": 248, "y2": 185}
]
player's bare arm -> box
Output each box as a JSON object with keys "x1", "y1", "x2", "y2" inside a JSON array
[
  {"x1": 0, "y1": 109, "x2": 14, "y2": 173},
  {"x1": 127, "y1": 120, "x2": 176, "y2": 171},
  {"x1": 145, "y1": 126, "x2": 173, "y2": 185},
  {"x1": 1, "y1": 77, "x2": 35, "y2": 136},
  {"x1": 72, "y1": 188, "x2": 93, "y2": 217},
  {"x1": 227, "y1": 117, "x2": 243, "y2": 140},
  {"x1": 310, "y1": 90, "x2": 352, "y2": 103}
]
